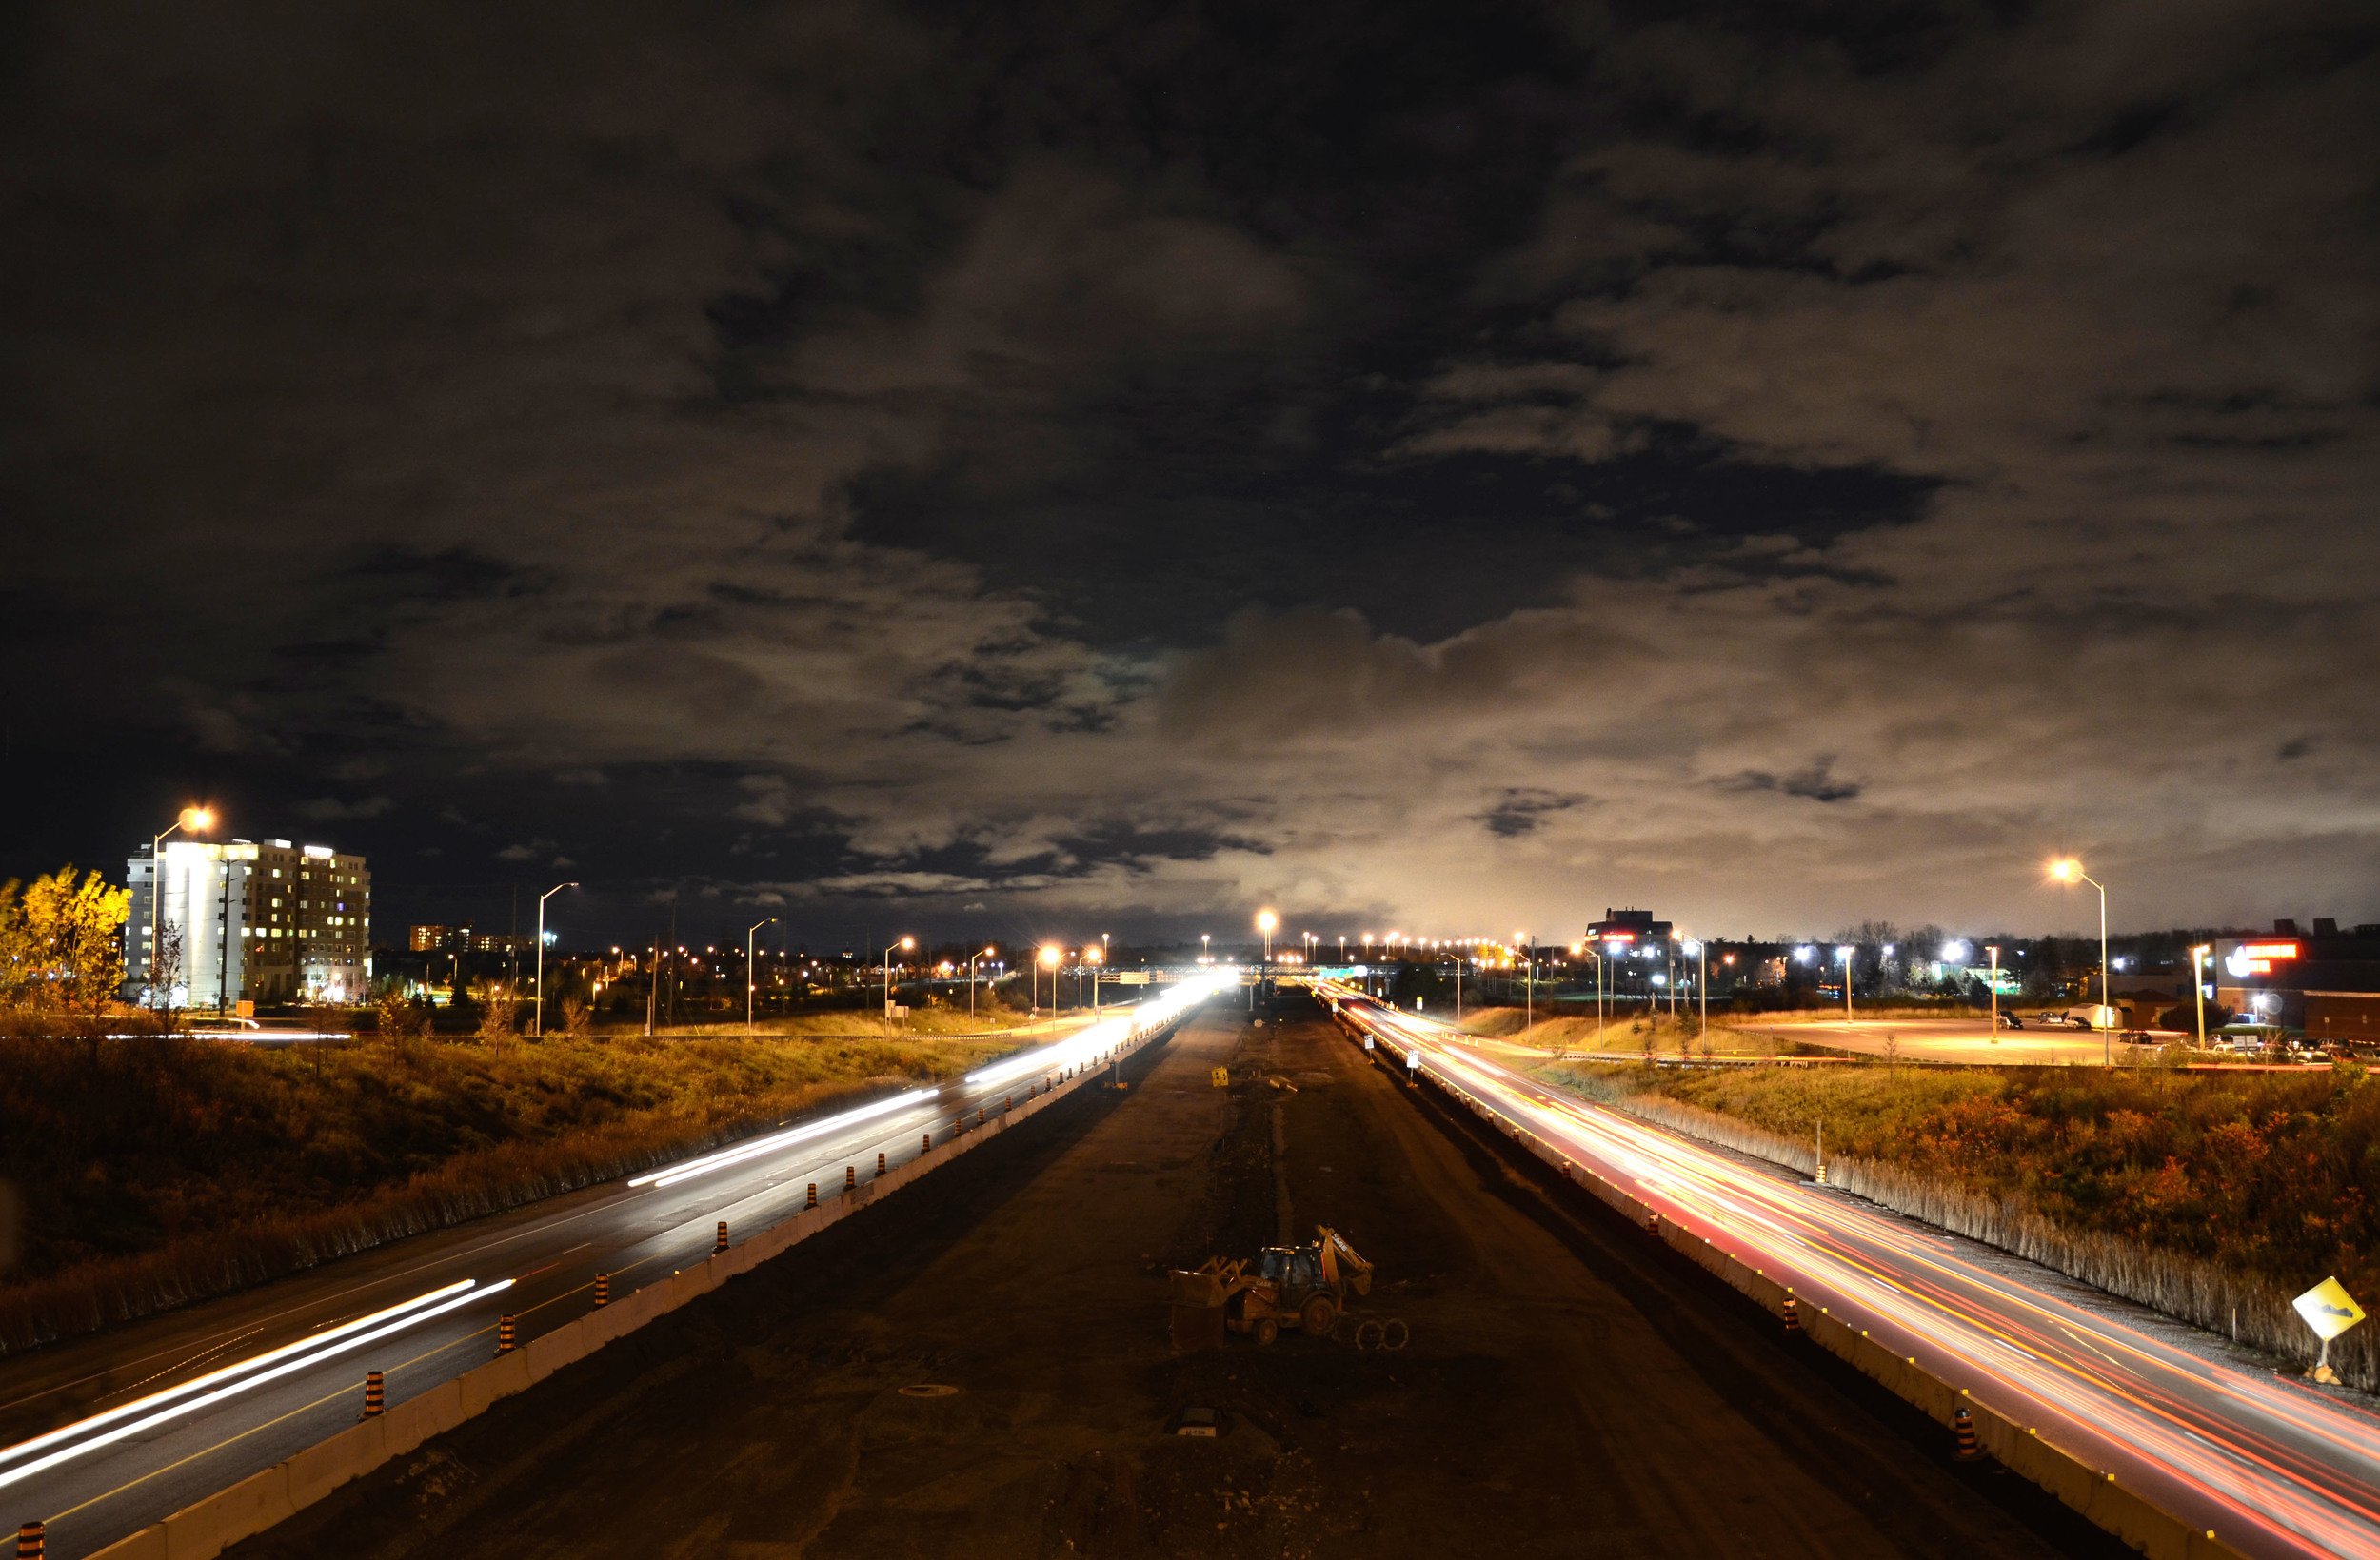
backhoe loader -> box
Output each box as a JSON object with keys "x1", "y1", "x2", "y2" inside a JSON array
[{"x1": 1169, "y1": 1226, "x2": 1374, "y2": 1346}]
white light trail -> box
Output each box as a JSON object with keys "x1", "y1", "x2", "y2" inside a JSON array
[
  {"x1": 0, "y1": 1279, "x2": 512, "y2": 1492},
  {"x1": 0, "y1": 1279, "x2": 484, "y2": 1473},
  {"x1": 628, "y1": 1089, "x2": 936, "y2": 1190},
  {"x1": 964, "y1": 971, "x2": 1234, "y2": 1089}
]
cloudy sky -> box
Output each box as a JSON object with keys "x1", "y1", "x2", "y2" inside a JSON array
[{"x1": 5, "y1": 0, "x2": 2375, "y2": 948}]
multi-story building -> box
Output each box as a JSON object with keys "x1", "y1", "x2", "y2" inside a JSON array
[
  {"x1": 125, "y1": 839, "x2": 370, "y2": 1008},
  {"x1": 409, "y1": 924, "x2": 461, "y2": 953}
]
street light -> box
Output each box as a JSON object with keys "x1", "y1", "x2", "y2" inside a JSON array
[
  {"x1": 1256, "y1": 909, "x2": 1278, "y2": 966},
  {"x1": 145, "y1": 805, "x2": 214, "y2": 1010},
  {"x1": 2190, "y1": 943, "x2": 2211, "y2": 1049},
  {"x1": 1988, "y1": 944, "x2": 2001, "y2": 1042},
  {"x1": 1038, "y1": 944, "x2": 1061, "y2": 1016},
  {"x1": 1835, "y1": 946, "x2": 1855, "y2": 1021},
  {"x1": 532, "y1": 881, "x2": 577, "y2": 1036},
  {"x1": 1200, "y1": 933, "x2": 1211, "y2": 965},
  {"x1": 2050, "y1": 858, "x2": 2112, "y2": 1065},
  {"x1": 1683, "y1": 938, "x2": 1707, "y2": 1050},
  {"x1": 745, "y1": 917, "x2": 776, "y2": 1033},
  {"x1": 1516, "y1": 930, "x2": 1533, "y2": 1033},
  {"x1": 968, "y1": 944, "x2": 995, "y2": 1017},
  {"x1": 884, "y1": 936, "x2": 914, "y2": 1035}
]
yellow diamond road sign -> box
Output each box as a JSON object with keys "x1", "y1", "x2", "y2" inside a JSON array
[{"x1": 2293, "y1": 1277, "x2": 2366, "y2": 1341}]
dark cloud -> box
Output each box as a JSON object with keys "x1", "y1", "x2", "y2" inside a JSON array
[{"x1": 5, "y1": 0, "x2": 2376, "y2": 941}]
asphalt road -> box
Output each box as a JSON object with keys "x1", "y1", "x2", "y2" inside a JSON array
[
  {"x1": 0, "y1": 997, "x2": 1199, "y2": 1560},
  {"x1": 1329, "y1": 983, "x2": 2380, "y2": 1560},
  {"x1": 217, "y1": 991, "x2": 2124, "y2": 1559}
]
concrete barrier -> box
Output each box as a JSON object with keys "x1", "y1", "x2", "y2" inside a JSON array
[
  {"x1": 1358, "y1": 1019, "x2": 2250, "y2": 1560},
  {"x1": 87, "y1": 1009, "x2": 1190, "y2": 1560}
]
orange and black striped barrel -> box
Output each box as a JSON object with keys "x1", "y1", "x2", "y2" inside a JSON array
[
  {"x1": 714, "y1": 1220, "x2": 728, "y2": 1253},
  {"x1": 19, "y1": 1519, "x2": 45, "y2": 1558},
  {"x1": 805, "y1": 1182, "x2": 818, "y2": 1209},
  {"x1": 843, "y1": 1164, "x2": 856, "y2": 1191},
  {"x1": 876, "y1": 1151, "x2": 886, "y2": 1176},
  {"x1": 1954, "y1": 1406, "x2": 1982, "y2": 1460},
  {"x1": 921, "y1": 1133, "x2": 931, "y2": 1155},
  {"x1": 496, "y1": 1313, "x2": 517, "y2": 1354},
  {"x1": 976, "y1": 1107, "x2": 984, "y2": 1127},
  {"x1": 594, "y1": 1272, "x2": 610, "y2": 1307},
  {"x1": 1004, "y1": 1096, "x2": 1012, "y2": 1113},
  {"x1": 1782, "y1": 1296, "x2": 1801, "y2": 1333},
  {"x1": 363, "y1": 1370, "x2": 385, "y2": 1416}
]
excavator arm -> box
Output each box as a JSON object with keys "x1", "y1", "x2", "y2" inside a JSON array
[{"x1": 1314, "y1": 1226, "x2": 1374, "y2": 1296}]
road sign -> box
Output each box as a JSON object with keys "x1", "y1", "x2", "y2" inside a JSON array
[
  {"x1": 1211, "y1": 1067, "x2": 1229, "y2": 1088},
  {"x1": 1407, "y1": 1050, "x2": 1420, "y2": 1072},
  {"x1": 2294, "y1": 1276, "x2": 2367, "y2": 1340},
  {"x1": 1363, "y1": 1036, "x2": 1375, "y2": 1052}
]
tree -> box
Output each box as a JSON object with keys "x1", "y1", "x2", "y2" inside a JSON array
[
  {"x1": 476, "y1": 979, "x2": 520, "y2": 1043},
  {"x1": 0, "y1": 866, "x2": 131, "y2": 1012}
]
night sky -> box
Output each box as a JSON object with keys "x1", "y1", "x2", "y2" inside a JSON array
[{"x1": 5, "y1": 1, "x2": 2375, "y2": 950}]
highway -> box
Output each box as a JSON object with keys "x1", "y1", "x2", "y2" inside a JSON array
[
  {"x1": 0, "y1": 977, "x2": 1226, "y2": 1560},
  {"x1": 1319, "y1": 980, "x2": 2380, "y2": 1560}
]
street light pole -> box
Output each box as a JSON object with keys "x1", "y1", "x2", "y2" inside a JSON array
[
  {"x1": 745, "y1": 918, "x2": 776, "y2": 1033},
  {"x1": 1517, "y1": 931, "x2": 1532, "y2": 1033},
  {"x1": 2052, "y1": 859, "x2": 2112, "y2": 1066},
  {"x1": 146, "y1": 805, "x2": 214, "y2": 1010},
  {"x1": 532, "y1": 881, "x2": 577, "y2": 1037},
  {"x1": 1257, "y1": 909, "x2": 1277, "y2": 967},
  {"x1": 2191, "y1": 943, "x2": 2211, "y2": 1050},
  {"x1": 1038, "y1": 945, "x2": 1060, "y2": 1017},
  {"x1": 1837, "y1": 946, "x2": 1855, "y2": 1021},
  {"x1": 883, "y1": 936, "x2": 914, "y2": 1035},
  {"x1": 1988, "y1": 944, "x2": 2001, "y2": 1043}
]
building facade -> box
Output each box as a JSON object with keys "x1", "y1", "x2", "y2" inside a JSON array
[{"x1": 126, "y1": 839, "x2": 371, "y2": 1008}]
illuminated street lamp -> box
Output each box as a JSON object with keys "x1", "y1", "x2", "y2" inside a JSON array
[
  {"x1": 967, "y1": 944, "x2": 995, "y2": 1017},
  {"x1": 744, "y1": 917, "x2": 776, "y2": 1033},
  {"x1": 531, "y1": 881, "x2": 578, "y2": 1036},
  {"x1": 1516, "y1": 930, "x2": 1533, "y2": 1032},
  {"x1": 145, "y1": 805, "x2": 214, "y2": 1009},
  {"x1": 1256, "y1": 908, "x2": 1278, "y2": 966},
  {"x1": 1835, "y1": 946, "x2": 1855, "y2": 1021},
  {"x1": 884, "y1": 936, "x2": 915, "y2": 1034},
  {"x1": 1038, "y1": 944, "x2": 1061, "y2": 1016},
  {"x1": 2190, "y1": 943, "x2": 2211, "y2": 1049},
  {"x1": 1200, "y1": 933, "x2": 1211, "y2": 965},
  {"x1": 2050, "y1": 859, "x2": 2112, "y2": 1065}
]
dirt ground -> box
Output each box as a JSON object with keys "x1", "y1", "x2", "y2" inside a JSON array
[{"x1": 233, "y1": 992, "x2": 2128, "y2": 1559}]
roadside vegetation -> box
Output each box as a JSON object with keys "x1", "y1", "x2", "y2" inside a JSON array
[
  {"x1": 1535, "y1": 1057, "x2": 2380, "y2": 1388},
  {"x1": 0, "y1": 1022, "x2": 1021, "y2": 1355}
]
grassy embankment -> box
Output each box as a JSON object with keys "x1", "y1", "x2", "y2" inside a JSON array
[
  {"x1": 1536, "y1": 1058, "x2": 2380, "y2": 1388},
  {"x1": 1452, "y1": 1004, "x2": 1882, "y2": 1056},
  {"x1": 0, "y1": 1024, "x2": 1021, "y2": 1355}
]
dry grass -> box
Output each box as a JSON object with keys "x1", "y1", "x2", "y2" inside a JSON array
[
  {"x1": 1533, "y1": 1059, "x2": 2380, "y2": 1391},
  {"x1": 0, "y1": 1025, "x2": 1019, "y2": 1355}
]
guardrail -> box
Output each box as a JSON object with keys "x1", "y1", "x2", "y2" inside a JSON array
[
  {"x1": 83, "y1": 1001, "x2": 1202, "y2": 1560},
  {"x1": 1324, "y1": 997, "x2": 2246, "y2": 1560}
]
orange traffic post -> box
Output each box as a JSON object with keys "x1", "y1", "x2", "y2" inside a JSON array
[
  {"x1": 922, "y1": 1133, "x2": 931, "y2": 1155},
  {"x1": 843, "y1": 1164, "x2": 856, "y2": 1192},
  {"x1": 1782, "y1": 1296, "x2": 1801, "y2": 1334},
  {"x1": 977, "y1": 1107, "x2": 984, "y2": 1127},
  {"x1": 594, "y1": 1272, "x2": 610, "y2": 1307},
  {"x1": 805, "y1": 1182, "x2": 818, "y2": 1209},
  {"x1": 1954, "y1": 1406, "x2": 1983, "y2": 1460},
  {"x1": 877, "y1": 1151, "x2": 887, "y2": 1175},
  {"x1": 1004, "y1": 1095, "x2": 1012, "y2": 1113},
  {"x1": 1648, "y1": 1213, "x2": 1661, "y2": 1240},
  {"x1": 362, "y1": 1370, "x2": 385, "y2": 1417},
  {"x1": 714, "y1": 1220, "x2": 729, "y2": 1254},
  {"x1": 18, "y1": 1521, "x2": 43, "y2": 1560},
  {"x1": 496, "y1": 1314, "x2": 518, "y2": 1354}
]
